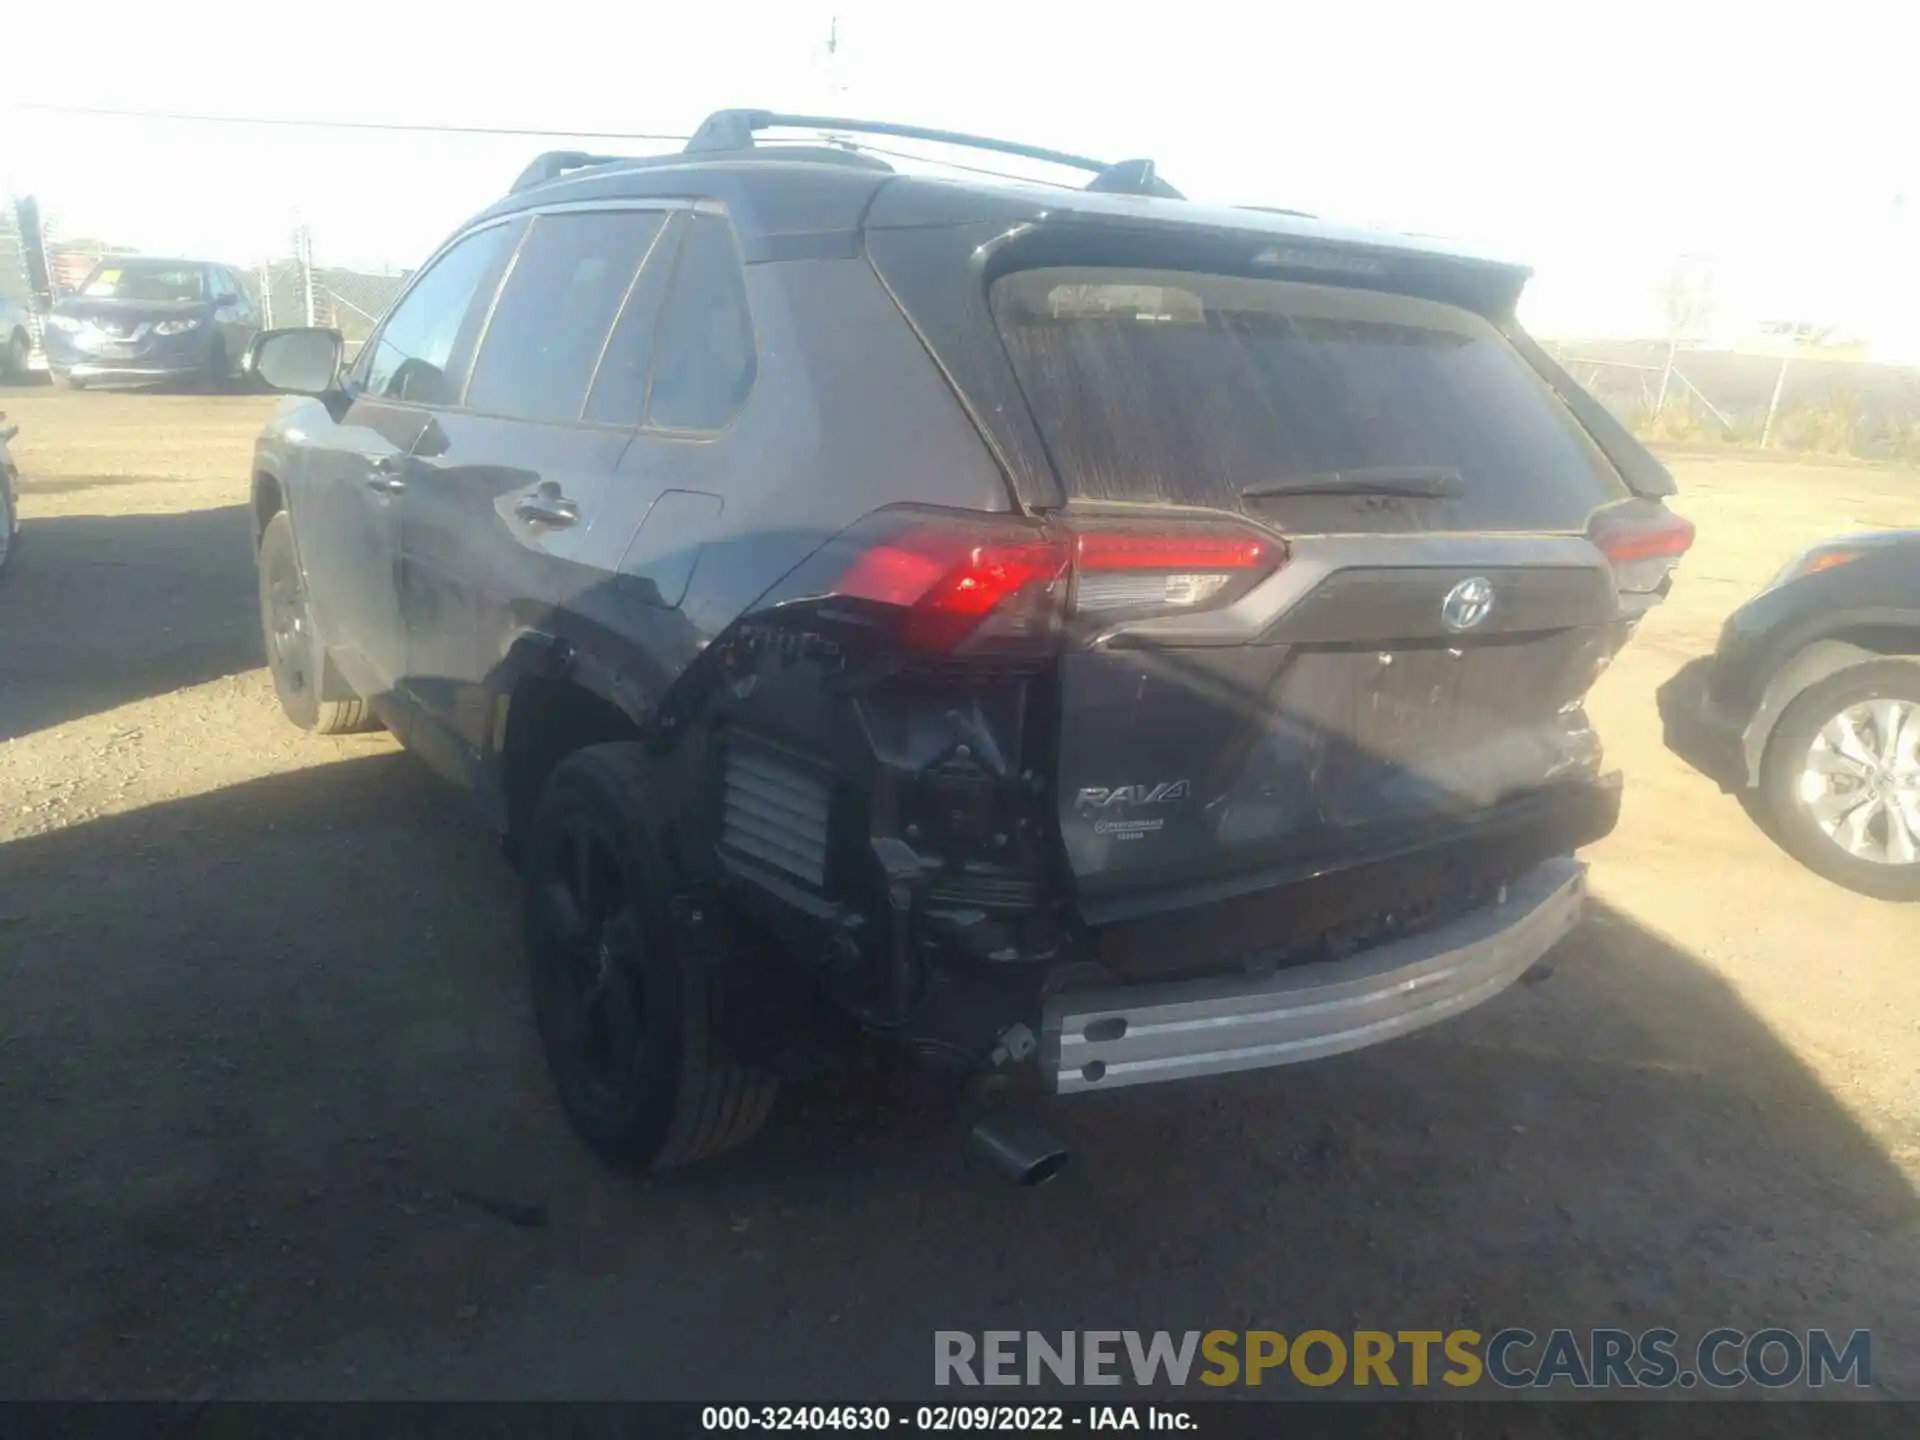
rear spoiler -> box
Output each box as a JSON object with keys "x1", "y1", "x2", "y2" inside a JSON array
[{"x1": 1506, "y1": 328, "x2": 1677, "y2": 500}]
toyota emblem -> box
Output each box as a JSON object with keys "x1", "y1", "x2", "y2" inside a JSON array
[{"x1": 1441, "y1": 576, "x2": 1495, "y2": 631}]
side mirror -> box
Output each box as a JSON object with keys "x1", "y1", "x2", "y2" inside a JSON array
[{"x1": 245, "y1": 327, "x2": 344, "y2": 396}]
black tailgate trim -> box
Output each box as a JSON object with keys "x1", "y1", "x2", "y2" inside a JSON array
[
  {"x1": 1258, "y1": 564, "x2": 1617, "y2": 643},
  {"x1": 1075, "y1": 773, "x2": 1620, "y2": 929}
]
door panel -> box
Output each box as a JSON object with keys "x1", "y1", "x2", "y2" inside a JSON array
[
  {"x1": 401, "y1": 415, "x2": 632, "y2": 776},
  {"x1": 396, "y1": 206, "x2": 679, "y2": 778},
  {"x1": 297, "y1": 397, "x2": 433, "y2": 710},
  {"x1": 222, "y1": 270, "x2": 258, "y2": 369},
  {"x1": 307, "y1": 219, "x2": 518, "y2": 728}
]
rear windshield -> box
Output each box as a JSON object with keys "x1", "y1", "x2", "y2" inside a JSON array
[{"x1": 992, "y1": 268, "x2": 1626, "y2": 529}]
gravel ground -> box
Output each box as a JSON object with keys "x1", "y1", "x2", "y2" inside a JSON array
[{"x1": 0, "y1": 385, "x2": 1915, "y2": 1406}]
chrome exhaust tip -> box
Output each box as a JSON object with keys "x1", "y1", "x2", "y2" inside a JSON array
[{"x1": 969, "y1": 1112, "x2": 1070, "y2": 1187}]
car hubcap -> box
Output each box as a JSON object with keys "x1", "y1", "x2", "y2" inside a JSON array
[
  {"x1": 1797, "y1": 698, "x2": 1920, "y2": 865},
  {"x1": 537, "y1": 818, "x2": 644, "y2": 1101},
  {"x1": 266, "y1": 564, "x2": 309, "y2": 695}
]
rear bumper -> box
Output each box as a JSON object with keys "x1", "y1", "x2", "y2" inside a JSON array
[{"x1": 1042, "y1": 855, "x2": 1584, "y2": 1093}]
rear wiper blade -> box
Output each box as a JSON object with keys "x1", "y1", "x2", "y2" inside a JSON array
[{"x1": 1241, "y1": 466, "x2": 1463, "y2": 500}]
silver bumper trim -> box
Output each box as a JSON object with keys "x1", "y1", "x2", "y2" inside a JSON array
[
  {"x1": 1043, "y1": 857, "x2": 1585, "y2": 1093},
  {"x1": 60, "y1": 363, "x2": 202, "y2": 382}
]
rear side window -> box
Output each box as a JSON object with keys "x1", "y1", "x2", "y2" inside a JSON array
[
  {"x1": 992, "y1": 268, "x2": 1627, "y2": 529},
  {"x1": 466, "y1": 210, "x2": 668, "y2": 423},
  {"x1": 645, "y1": 214, "x2": 756, "y2": 432},
  {"x1": 582, "y1": 216, "x2": 683, "y2": 426},
  {"x1": 361, "y1": 225, "x2": 510, "y2": 405}
]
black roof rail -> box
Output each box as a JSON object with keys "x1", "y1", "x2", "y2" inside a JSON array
[
  {"x1": 683, "y1": 110, "x2": 1181, "y2": 197},
  {"x1": 1085, "y1": 158, "x2": 1183, "y2": 200},
  {"x1": 509, "y1": 140, "x2": 895, "y2": 197},
  {"x1": 510, "y1": 150, "x2": 629, "y2": 194}
]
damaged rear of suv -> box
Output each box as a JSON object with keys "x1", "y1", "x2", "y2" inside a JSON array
[{"x1": 247, "y1": 111, "x2": 1691, "y2": 1177}]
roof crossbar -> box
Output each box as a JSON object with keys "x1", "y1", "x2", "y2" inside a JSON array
[
  {"x1": 683, "y1": 110, "x2": 1181, "y2": 197},
  {"x1": 509, "y1": 150, "x2": 628, "y2": 193}
]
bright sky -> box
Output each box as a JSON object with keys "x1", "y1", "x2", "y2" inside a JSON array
[{"x1": 5, "y1": 0, "x2": 1917, "y2": 354}]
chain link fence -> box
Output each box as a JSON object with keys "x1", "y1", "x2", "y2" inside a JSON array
[{"x1": 1548, "y1": 341, "x2": 1920, "y2": 463}]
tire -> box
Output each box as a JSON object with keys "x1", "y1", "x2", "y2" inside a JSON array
[
  {"x1": 1759, "y1": 661, "x2": 1920, "y2": 901},
  {"x1": 197, "y1": 339, "x2": 228, "y2": 394},
  {"x1": 2, "y1": 329, "x2": 27, "y2": 379},
  {"x1": 0, "y1": 478, "x2": 15, "y2": 579},
  {"x1": 525, "y1": 743, "x2": 778, "y2": 1170},
  {"x1": 256, "y1": 510, "x2": 378, "y2": 735},
  {"x1": 64, "y1": 374, "x2": 87, "y2": 391}
]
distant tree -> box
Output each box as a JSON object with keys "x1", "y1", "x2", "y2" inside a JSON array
[{"x1": 1656, "y1": 258, "x2": 1715, "y2": 343}]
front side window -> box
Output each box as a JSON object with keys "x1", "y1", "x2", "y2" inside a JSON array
[
  {"x1": 465, "y1": 210, "x2": 668, "y2": 424},
  {"x1": 359, "y1": 226, "x2": 510, "y2": 406},
  {"x1": 645, "y1": 214, "x2": 757, "y2": 432}
]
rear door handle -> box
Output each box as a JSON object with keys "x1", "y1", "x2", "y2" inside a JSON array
[
  {"x1": 514, "y1": 485, "x2": 580, "y2": 528},
  {"x1": 363, "y1": 455, "x2": 407, "y2": 495}
]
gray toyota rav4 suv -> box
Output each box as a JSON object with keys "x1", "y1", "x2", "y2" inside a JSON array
[{"x1": 246, "y1": 111, "x2": 1692, "y2": 1179}]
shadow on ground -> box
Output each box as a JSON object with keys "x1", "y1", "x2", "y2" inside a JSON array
[
  {"x1": 17, "y1": 473, "x2": 201, "y2": 498},
  {"x1": 0, "y1": 752, "x2": 1914, "y2": 1405},
  {"x1": 0, "y1": 504, "x2": 258, "y2": 740},
  {"x1": 1656, "y1": 655, "x2": 1808, "y2": 857},
  {"x1": 1656, "y1": 657, "x2": 1741, "y2": 794}
]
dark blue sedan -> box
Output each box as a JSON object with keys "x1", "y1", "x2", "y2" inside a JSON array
[{"x1": 42, "y1": 257, "x2": 260, "y2": 390}]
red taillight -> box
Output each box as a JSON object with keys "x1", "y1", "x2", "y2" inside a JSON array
[
  {"x1": 1073, "y1": 527, "x2": 1279, "y2": 616},
  {"x1": 1590, "y1": 506, "x2": 1694, "y2": 594},
  {"x1": 1075, "y1": 532, "x2": 1276, "y2": 571},
  {"x1": 1592, "y1": 510, "x2": 1695, "y2": 564},
  {"x1": 836, "y1": 528, "x2": 1069, "y2": 650},
  {"x1": 832, "y1": 516, "x2": 1281, "y2": 649}
]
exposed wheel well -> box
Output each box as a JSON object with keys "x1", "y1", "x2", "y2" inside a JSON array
[
  {"x1": 1746, "y1": 628, "x2": 1920, "y2": 783},
  {"x1": 1825, "y1": 622, "x2": 1920, "y2": 659},
  {"x1": 252, "y1": 471, "x2": 285, "y2": 547},
  {"x1": 500, "y1": 677, "x2": 646, "y2": 854}
]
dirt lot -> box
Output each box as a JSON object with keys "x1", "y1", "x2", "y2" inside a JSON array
[{"x1": 1, "y1": 385, "x2": 1916, "y2": 1403}]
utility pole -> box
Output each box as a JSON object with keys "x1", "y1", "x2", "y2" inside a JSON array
[
  {"x1": 1760, "y1": 349, "x2": 1792, "y2": 448},
  {"x1": 1656, "y1": 334, "x2": 1679, "y2": 420},
  {"x1": 257, "y1": 257, "x2": 275, "y2": 329},
  {"x1": 295, "y1": 220, "x2": 317, "y2": 327},
  {"x1": 823, "y1": 15, "x2": 846, "y2": 105},
  {"x1": 1654, "y1": 257, "x2": 1711, "y2": 420}
]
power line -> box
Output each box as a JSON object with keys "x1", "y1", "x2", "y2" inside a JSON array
[
  {"x1": 17, "y1": 102, "x2": 1085, "y2": 191},
  {"x1": 12, "y1": 103, "x2": 687, "y2": 142}
]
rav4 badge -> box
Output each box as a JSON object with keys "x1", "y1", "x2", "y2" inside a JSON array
[{"x1": 1075, "y1": 780, "x2": 1191, "y2": 809}]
